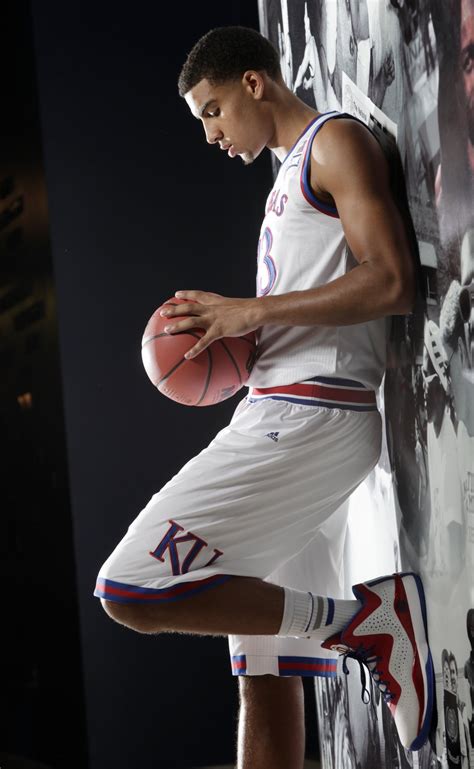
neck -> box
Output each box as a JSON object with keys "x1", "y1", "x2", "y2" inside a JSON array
[{"x1": 267, "y1": 85, "x2": 320, "y2": 162}]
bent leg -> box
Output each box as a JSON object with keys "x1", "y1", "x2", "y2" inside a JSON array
[
  {"x1": 96, "y1": 401, "x2": 380, "y2": 637},
  {"x1": 237, "y1": 675, "x2": 305, "y2": 769},
  {"x1": 101, "y1": 575, "x2": 285, "y2": 635}
]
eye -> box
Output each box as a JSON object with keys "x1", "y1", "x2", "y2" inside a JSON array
[{"x1": 208, "y1": 108, "x2": 221, "y2": 117}]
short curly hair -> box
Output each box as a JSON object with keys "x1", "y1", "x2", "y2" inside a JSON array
[{"x1": 178, "y1": 26, "x2": 281, "y2": 97}]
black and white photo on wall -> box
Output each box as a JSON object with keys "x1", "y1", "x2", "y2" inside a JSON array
[{"x1": 258, "y1": 0, "x2": 474, "y2": 766}]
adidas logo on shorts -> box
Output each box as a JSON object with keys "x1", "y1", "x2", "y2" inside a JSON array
[{"x1": 265, "y1": 431, "x2": 280, "y2": 442}]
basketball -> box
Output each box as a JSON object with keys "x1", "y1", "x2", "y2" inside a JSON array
[{"x1": 141, "y1": 297, "x2": 257, "y2": 406}]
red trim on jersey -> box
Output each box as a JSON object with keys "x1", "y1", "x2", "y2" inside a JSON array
[
  {"x1": 95, "y1": 574, "x2": 228, "y2": 601},
  {"x1": 250, "y1": 381, "x2": 376, "y2": 405}
]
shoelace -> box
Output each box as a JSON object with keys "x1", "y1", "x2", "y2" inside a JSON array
[{"x1": 340, "y1": 643, "x2": 395, "y2": 705}]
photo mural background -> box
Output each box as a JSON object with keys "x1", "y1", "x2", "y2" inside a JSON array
[{"x1": 257, "y1": 1, "x2": 474, "y2": 767}]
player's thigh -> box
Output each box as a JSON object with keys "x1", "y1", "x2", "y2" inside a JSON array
[{"x1": 95, "y1": 399, "x2": 380, "y2": 602}]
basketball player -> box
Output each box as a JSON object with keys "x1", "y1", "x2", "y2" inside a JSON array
[{"x1": 94, "y1": 27, "x2": 434, "y2": 767}]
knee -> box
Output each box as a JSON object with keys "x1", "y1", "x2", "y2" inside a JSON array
[
  {"x1": 100, "y1": 598, "x2": 137, "y2": 628},
  {"x1": 99, "y1": 598, "x2": 165, "y2": 634}
]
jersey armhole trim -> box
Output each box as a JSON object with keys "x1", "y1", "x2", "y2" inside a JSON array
[
  {"x1": 280, "y1": 110, "x2": 337, "y2": 167},
  {"x1": 300, "y1": 112, "x2": 377, "y2": 219}
]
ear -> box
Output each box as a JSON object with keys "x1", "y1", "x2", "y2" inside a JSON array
[{"x1": 242, "y1": 70, "x2": 265, "y2": 100}]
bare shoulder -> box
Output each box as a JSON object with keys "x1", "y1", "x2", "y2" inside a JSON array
[{"x1": 310, "y1": 117, "x2": 391, "y2": 199}]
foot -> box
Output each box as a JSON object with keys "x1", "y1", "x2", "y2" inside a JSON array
[{"x1": 321, "y1": 572, "x2": 434, "y2": 751}]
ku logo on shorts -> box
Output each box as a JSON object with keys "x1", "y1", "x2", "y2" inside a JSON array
[{"x1": 150, "y1": 519, "x2": 224, "y2": 576}]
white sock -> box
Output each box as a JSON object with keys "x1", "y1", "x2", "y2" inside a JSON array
[{"x1": 277, "y1": 586, "x2": 360, "y2": 640}]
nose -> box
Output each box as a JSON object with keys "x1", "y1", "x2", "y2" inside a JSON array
[{"x1": 203, "y1": 122, "x2": 223, "y2": 145}]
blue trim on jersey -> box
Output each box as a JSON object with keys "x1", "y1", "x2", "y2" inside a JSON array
[
  {"x1": 279, "y1": 667, "x2": 338, "y2": 678},
  {"x1": 301, "y1": 111, "x2": 379, "y2": 216},
  {"x1": 301, "y1": 118, "x2": 339, "y2": 215},
  {"x1": 307, "y1": 375, "x2": 368, "y2": 389},
  {"x1": 247, "y1": 394, "x2": 377, "y2": 412},
  {"x1": 231, "y1": 655, "x2": 247, "y2": 675},
  {"x1": 279, "y1": 655, "x2": 338, "y2": 678},
  {"x1": 231, "y1": 654, "x2": 338, "y2": 678},
  {"x1": 280, "y1": 111, "x2": 336, "y2": 167},
  {"x1": 325, "y1": 598, "x2": 335, "y2": 626},
  {"x1": 94, "y1": 574, "x2": 233, "y2": 603},
  {"x1": 279, "y1": 655, "x2": 337, "y2": 663}
]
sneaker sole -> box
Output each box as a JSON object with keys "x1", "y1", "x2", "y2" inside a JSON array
[
  {"x1": 399, "y1": 572, "x2": 434, "y2": 751},
  {"x1": 366, "y1": 571, "x2": 434, "y2": 751}
]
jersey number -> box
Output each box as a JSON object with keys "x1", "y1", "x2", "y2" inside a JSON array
[{"x1": 257, "y1": 227, "x2": 277, "y2": 297}]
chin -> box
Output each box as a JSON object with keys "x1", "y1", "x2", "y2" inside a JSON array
[{"x1": 241, "y1": 150, "x2": 257, "y2": 166}]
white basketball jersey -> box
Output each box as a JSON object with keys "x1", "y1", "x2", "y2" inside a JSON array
[{"x1": 247, "y1": 110, "x2": 388, "y2": 391}]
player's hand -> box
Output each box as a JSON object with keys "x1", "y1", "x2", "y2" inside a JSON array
[{"x1": 159, "y1": 289, "x2": 263, "y2": 359}]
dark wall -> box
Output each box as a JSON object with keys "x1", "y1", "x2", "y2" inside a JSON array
[
  {"x1": 30, "y1": 2, "x2": 273, "y2": 768},
  {"x1": 0, "y1": 3, "x2": 88, "y2": 767}
]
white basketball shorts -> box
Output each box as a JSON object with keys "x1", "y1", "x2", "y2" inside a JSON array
[{"x1": 94, "y1": 376, "x2": 382, "y2": 678}]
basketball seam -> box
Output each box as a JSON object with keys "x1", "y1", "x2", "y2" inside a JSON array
[
  {"x1": 235, "y1": 335, "x2": 255, "y2": 347},
  {"x1": 218, "y1": 339, "x2": 242, "y2": 386},
  {"x1": 142, "y1": 299, "x2": 200, "y2": 346},
  {"x1": 142, "y1": 324, "x2": 204, "y2": 348},
  {"x1": 159, "y1": 329, "x2": 211, "y2": 406},
  {"x1": 142, "y1": 331, "x2": 171, "y2": 348},
  {"x1": 144, "y1": 322, "x2": 239, "y2": 406},
  {"x1": 196, "y1": 346, "x2": 213, "y2": 406},
  {"x1": 153, "y1": 330, "x2": 204, "y2": 390},
  {"x1": 157, "y1": 355, "x2": 188, "y2": 386}
]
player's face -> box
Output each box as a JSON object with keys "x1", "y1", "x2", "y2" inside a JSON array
[{"x1": 185, "y1": 75, "x2": 272, "y2": 166}]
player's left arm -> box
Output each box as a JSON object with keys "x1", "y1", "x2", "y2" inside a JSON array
[{"x1": 258, "y1": 117, "x2": 417, "y2": 326}]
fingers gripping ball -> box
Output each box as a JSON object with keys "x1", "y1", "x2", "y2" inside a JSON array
[{"x1": 141, "y1": 297, "x2": 257, "y2": 406}]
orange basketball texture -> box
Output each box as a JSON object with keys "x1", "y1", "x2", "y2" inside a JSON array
[{"x1": 141, "y1": 297, "x2": 257, "y2": 406}]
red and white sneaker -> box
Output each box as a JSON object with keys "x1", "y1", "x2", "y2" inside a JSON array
[{"x1": 321, "y1": 572, "x2": 434, "y2": 751}]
